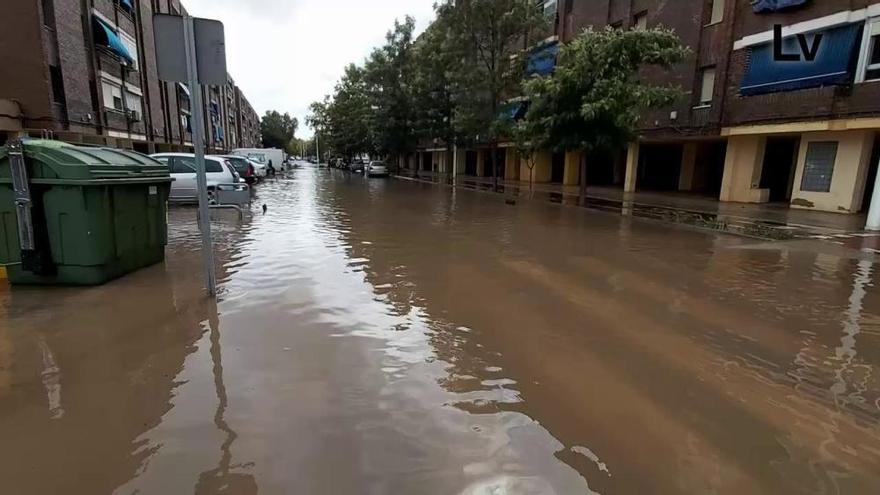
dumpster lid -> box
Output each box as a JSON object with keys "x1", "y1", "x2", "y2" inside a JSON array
[{"x1": 0, "y1": 139, "x2": 171, "y2": 183}]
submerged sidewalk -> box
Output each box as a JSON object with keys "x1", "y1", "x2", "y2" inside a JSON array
[{"x1": 397, "y1": 171, "x2": 870, "y2": 240}]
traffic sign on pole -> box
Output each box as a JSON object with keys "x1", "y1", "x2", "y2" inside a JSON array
[{"x1": 154, "y1": 14, "x2": 227, "y2": 296}]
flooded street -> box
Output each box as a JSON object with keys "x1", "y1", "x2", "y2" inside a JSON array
[{"x1": 2, "y1": 164, "x2": 880, "y2": 494}]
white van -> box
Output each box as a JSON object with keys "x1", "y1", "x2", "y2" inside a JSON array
[{"x1": 232, "y1": 148, "x2": 285, "y2": 173}]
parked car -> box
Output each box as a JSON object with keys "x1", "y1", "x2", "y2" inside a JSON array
[
  {"x1": 231, "y1": 148, "x2": 285, "y2": 173},
  {"x1": 350, "y1": 160, "x2": 366, "y2": 173},
  {"x1": 367, "y1": 161, "x2": 389, "y2": 177},
  {"x1": 217, "y1": 155, "x2": 259, "y2": 184},
  {"x1": 150, "y1": 153, "x2": 240, "y2": 203}
]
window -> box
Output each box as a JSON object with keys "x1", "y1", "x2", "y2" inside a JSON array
[
  {"x1": 800, "y1": 142, "x2": 838, "y2": 193},
  {"x1": 633, "y1": 11, "x2": 647, "y2": 30},
  {"x1": 709, "y1": 0, "x2": 724, "y2": 25},
  {"x1": 205, "y1": 159, "x2": 223, "y2": 173},
  {"x1": 153, "y1": 156, "x2": 170, "y2": 166},
  {"x1": 171, "y1": 157, "x2": 195, "y2": 174},
  {"x1": 699, "y1": 67, "x2": 716, "y2": 105},
  {"x1": 41, "y1": 0, "x2": 56, "y2": 27},
  {"x1": 860, "y1": 18, "x2": 880, "y2": 81},
  {"x1": 50, "y1": 65, "x2": 66, "y2": 105},
  {"x1": 116, "y1": 0, "x2": 135, "y2": 15},
  {"x1": 542, "y1": 0, "x2": 557, "y2": 17},
  {"x1": 125, "y1": 92, "x2": 142, "y2": 115},
  {"x1": 119, "y1": 32, "x2": 138, "y2": 70},
  {"x1": 176, "y1": 156, "x2": 223, "y2": 173},
  {"x1": 102, "y1": 81, "x2": 123, "y2": 110}
]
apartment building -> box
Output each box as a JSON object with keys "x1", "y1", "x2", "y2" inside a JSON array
[
  {"x1": 0, "y1": 0, "x2": 261, "y2": 155},
  {"x1": 420, "y1": 0, "x2": 880, "y2": 217}
]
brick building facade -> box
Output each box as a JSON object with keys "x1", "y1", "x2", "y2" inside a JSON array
[
  {"x1": 416, "y1": 0, "x2": 880, "y2": 217},
  {"x1": 0, "y1": 0, "x2": 261, "y2": 154}
]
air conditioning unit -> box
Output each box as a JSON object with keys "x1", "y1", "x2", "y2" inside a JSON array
[{"x1": 126, "y1": 110, "x2": 141, "y2": 122}]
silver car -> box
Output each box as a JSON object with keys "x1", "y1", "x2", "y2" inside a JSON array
[
  {"x1": 367, "y1": 160, "x2": 389, "y2": 177},
  {"x1": 150, "y1": 153, "x2": 240, "y2": 203}
]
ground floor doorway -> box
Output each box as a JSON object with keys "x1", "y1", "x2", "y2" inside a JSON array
[
  {"x1": 691, "y1": 141, "x2": 727, "y2": 196},
  {"x1": 760, "y1": 137, "x2": 799, "y2": 203},
  {"x1": 638, "y1": 144, "x2": 683, "y2": 191},
  {"x1": 465, "y1": 151, "x2": 477, "y2": 176},
  {"x1": 551, "y1": 152, "x2": 565, "y2": 184}
]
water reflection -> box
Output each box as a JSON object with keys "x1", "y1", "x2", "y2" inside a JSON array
[{"x1": 1, "y1": 166, "x2": 879, "y2": 494}]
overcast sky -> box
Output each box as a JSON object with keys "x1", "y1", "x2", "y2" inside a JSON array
[{"x1": 183, "y1": 0, "x2": 437, "y2": 138}]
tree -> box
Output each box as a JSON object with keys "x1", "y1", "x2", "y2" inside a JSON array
[
  {"x1": 412, "y1": 9, "x2": 458, "y2": 176},
  {"x1": 521, "y1": 26, "x2": 689, "y2": 203},
  {"x1": 364, "y1": 17, "x2": 417, "y2": 165},
  {"x1": 306, "y1": 98, "x2": 331, "y2": 161},
  {"x1": 440, "y1": 0, "x2": 549, "y2": 189},
  {"x1": 325, "y1": 65, "x2": 373, "y2": 159},
  {"x1": 260, "y1": 110, "x2": 298, "y2": 152}
]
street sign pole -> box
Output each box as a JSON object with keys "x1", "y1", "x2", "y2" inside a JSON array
[{"x1": 183, "y1": 16, "x2": 217, "y2": 295}]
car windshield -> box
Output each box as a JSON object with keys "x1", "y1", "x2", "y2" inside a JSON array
[{"x1": 371, "y1": 162, "x2": 385, "y2": 166}]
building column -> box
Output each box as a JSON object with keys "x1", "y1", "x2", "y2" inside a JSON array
[
  {"x1": 418, "y1": 152, "x2": 424, "y2": 172},
  {"x1": 867, "y1": 155, "x2": 880, "y2": 229},
  {"x1": 476, "y1": 151, "x2": 485, "y2": 177},
  {"x1": 624, "y1": 142, "x2": 640, "y2": 193},
  {"x1": 678, "y1": 142, "x2": 698, "y2": 191},
  {"x1": 720, "y1": 135, "x2": 769, "y2": 203},
  {"x1": 563, "y1": 151, "x2": 581, "y2": 186}
]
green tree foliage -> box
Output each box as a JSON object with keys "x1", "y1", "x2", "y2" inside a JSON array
[
  {"x1": 412, "y1": 10, "x2": 457, "y2": 170},
  {"x1": 306, "y1": 98, "x2": 331, "y2": 159},
  {"x1": 260, "y1": 110, "x2": 298, "y2": 152},
  {"x1": 518, "y1": 26, "x2": 688, "y2": 200},
  {"x1": 364, "y1": 17, "x2": 417, "y2": 160},
  {"x1": 438, "y1": 0, "x2": 548, "y2": 183},
  {"x1": 520, "y1": 26, "x2": 688, "y2": 154}
]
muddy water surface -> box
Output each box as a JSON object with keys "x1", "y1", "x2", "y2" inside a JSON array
[{"x1": 1, "y1": 166, "x2": 879, "y2": 494}]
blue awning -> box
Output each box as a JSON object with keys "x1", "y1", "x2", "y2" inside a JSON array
[
  {"x1": 120, "y1": 0, "x2": 134, "y2": 11},
  {"x1": 92, "y1": 16, "x2": 134, "y2": 65},
  {"x1": 527, "y1": 42, "x2": 559, "y2": 76},
  {"x1": 752, "y1": 0, "x2": 810, "y2": 13},
  {"x1": 740, "y1": 23, "x2": 861, "y2": 96},
  {"x1": 177, "y1": 82, "x2": 190, "y2": 98}
]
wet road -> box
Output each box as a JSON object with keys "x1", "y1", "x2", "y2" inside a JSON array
[{"x1": 2, "y1": 164, "x2": 880, "y2": 494}]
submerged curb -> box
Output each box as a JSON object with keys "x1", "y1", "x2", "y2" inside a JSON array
[{"x1": 393, "y1": 174, "x2": 837, "y2": 241}]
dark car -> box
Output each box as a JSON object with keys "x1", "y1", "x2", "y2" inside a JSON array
[
  {"x1": 350, "y1": 160, "x2": 365, "y2": 173},
  {"x1": 219, "y1": 155, "x2": 257, "y2": 184}
]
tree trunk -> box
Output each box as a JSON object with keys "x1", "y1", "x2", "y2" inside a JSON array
[{"x1": 579, "y1": 152, "x2": 587, "y2": 207}]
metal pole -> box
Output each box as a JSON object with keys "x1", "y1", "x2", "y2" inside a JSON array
[
  {"x1": 866, "y1": 156, "x2": 880, "y2": 230},
  {"x1": 315, "y1": 130, "x2": 320, "y2": 165},
  {"x1": 184, "y1": 16, "x2": 217, "y2": 296}
]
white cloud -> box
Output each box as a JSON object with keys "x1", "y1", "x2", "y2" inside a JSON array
[{"x1": 182, "y1": 0, "x2": 437, "y2": 138}]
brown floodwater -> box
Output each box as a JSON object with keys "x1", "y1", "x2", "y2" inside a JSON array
[{"x1": 1, "y1": 165, "x2": 880, "y2": 494}]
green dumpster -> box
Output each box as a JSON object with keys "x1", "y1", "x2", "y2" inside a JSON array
[{"x1": 0, "y1": 139, "x2": 172, "y2": 285}]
